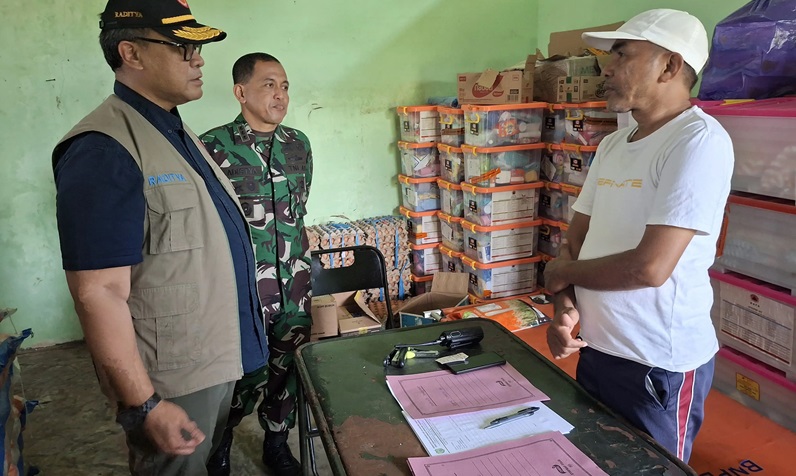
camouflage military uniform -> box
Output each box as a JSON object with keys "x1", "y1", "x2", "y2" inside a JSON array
[{"x1": 201, "y1": 115, "x2": 312, "y2": 432}]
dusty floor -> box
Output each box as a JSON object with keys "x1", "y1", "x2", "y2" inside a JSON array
[{"x1": 16, "y1": 342, "x2": 331, "y2": 475}]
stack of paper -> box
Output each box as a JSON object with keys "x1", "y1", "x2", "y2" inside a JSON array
[
  {"x1": 386, "y1": 363, "x2": 574, "y2": 455},
  {"x1": 407, "y1": 431, "x2": 609, "y2": 476}
]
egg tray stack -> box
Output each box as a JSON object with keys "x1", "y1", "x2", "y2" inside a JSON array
[{"x1": 306, "y1": 215, "x2": 413, "y2": 316}]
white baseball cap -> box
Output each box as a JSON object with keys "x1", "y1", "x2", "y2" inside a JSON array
[{"x1": 582, "y1": 9, "x2": 709, "y2": 73}]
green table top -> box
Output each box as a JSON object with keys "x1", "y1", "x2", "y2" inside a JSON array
[{"x1": 296, "y1": 318, "x2": 696, "y2": 476}]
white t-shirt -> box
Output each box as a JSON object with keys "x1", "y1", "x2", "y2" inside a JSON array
[{"x1": 572, "y1": 106, "x2": 733, "y2": 372}]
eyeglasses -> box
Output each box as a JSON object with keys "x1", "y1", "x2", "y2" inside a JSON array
[{"x1": 133, "y1": 37, "x2": 202, "y2": 61}]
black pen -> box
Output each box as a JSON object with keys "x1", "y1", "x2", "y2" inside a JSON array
[{"x1": 483, "y1": 406, "x2": 540, "y2": 429}]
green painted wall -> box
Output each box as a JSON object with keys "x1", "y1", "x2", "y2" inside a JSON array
[
  {"x1": 0, "y1": 0, "x2": 538, "y2": 347},
  {"x1": 0, "y1": 0, "x2": 752, "y2": 347}
]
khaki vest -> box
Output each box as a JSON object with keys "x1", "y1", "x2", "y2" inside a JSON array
[{"x1": 54, "y1": 95, "x2": 244, "y2": 399}]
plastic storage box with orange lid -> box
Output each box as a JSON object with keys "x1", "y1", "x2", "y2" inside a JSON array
[
  {"x1": 410, "y1": 273, "x2": 434, "y2": 296},
  {"x1": 538, "y1": 222, "x2": 563, "y2": 258},
  {"x1": 542, "y1": 103, "x2": 566, "y2": 144},
  {"x1": 438, "y1": 106, "x2": 465, "y2": 146},
  {"x1": 439, "y1": 244, "x2": 464, "y2": 273},
  {"x1": 462, "y1": 181, "x2": 543, "y2": 227},
  {"x1": 409, "y1": 242, "x2": 441, "y2": 276},
  {"x1": 396, "y1": 105, "x2": 439, "y2": 143},
  {"x1": 461, "y1": 219, "x2": 541, "y2": 263},
  {"x1": 399, "y1": 175, "x2": 440, "y2": 212},
  {"x1": 539, "y1": 184, "x2": 564, "y2": 222},
  {"x1": 398, "y1": 141, "x2": 439, "y2": 178},
  {"x1": 462, "y1": 255, "x2": 541, "y2": 300},
  {"x1": 560, "y1": 183, "x2": 580, "y2": 225},
  {"x1": 438, "y1": 144, "x2": 464, "y2": 183},
  {"x1": 400, "y1": 206, "x2": 441, "y2": 246},
  {"x1": 703, "y1": 98, "x2": 796, "y2": 201},
  {"x1": 437, "y1": 178, "x2": 464, "y2": 217},
  {"x1": 709, "y1": 269, "x2": 796, "y2": 382},
  {"x1": 541, "y1": 144, "x2": 566, "y2": 183},
  {"x1": 561, "y1": 143, "x2": 598, "y2": 187},
  {"x1": 716, "y1": 195, "x2": 796, "y2": 292},
  {"x1": 462, "y1": 102, "x2": 547, "y2": 147},
  {"x1": 462, "y1": 143, "x2": 544, "y2": 187},
  {"x1": 563, "y1": 101, "x2": 617, "y2": 146},
  {"x1": 437, "y1": 211, "x2": 464, "y2": 252}
]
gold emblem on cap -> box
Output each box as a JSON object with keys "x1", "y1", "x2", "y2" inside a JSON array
[
  {"x1": 172, "y1": 25, "x2": 222, "y2": 41},
  {"x1": 161, "y1": 15, "x2": 195, "y2": 25}
]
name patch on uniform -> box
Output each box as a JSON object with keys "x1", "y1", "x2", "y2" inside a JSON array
[
  {"x1": 225, "y1": 165, "x2": 262, "y2": 178},
  {"x1": 147, "y1": 173, "x2": 188, "y2": 186}
]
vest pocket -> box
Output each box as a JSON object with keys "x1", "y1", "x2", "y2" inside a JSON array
[
  {"x1": 128, "y1": 283, "x2": 201, "y2": 372},
  {"x1": 145, "y1": 184, "x2": 204, "y2": 254}
]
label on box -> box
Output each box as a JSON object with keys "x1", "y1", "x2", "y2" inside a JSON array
[
  {"x1": 507, "y1": 88, "x2": 520, "y2": 103},
  {"x1": 718, "y1": 282, "x2": 794, "y2": 365},
  {"x1": 541, "y1": 194, "x2": 551, "y2": 208},
  {"x1": 735, "y1": 373, "x2": 761, "y2": 401}
]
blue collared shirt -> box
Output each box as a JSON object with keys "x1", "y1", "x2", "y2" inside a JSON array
[{"x1": 54, "y1": 81, "x2": 268, "y2": 373}]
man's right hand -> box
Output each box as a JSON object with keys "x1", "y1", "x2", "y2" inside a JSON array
[
  {"x1": 547, "y1": 305, "x2": 588, "y2": 360},
  {"x1": 142, "y1": 400, "x2": 205, "y2": 456}
]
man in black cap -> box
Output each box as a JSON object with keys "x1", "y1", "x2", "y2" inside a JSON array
[{"x1": 52, "y1": 1, "x2": 269, "y2": 474}]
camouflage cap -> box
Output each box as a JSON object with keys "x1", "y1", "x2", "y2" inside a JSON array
[{"x1": 99, "y1": 0, "x2": 226, "y2": 44}]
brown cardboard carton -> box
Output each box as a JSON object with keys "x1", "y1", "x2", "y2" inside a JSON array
[
  {"x1": 310, "y1": 295, "x2": 338, "y2": 340},
  {"x1": 547, "y1": 22, "x2": 624, "y2": 57},
  {"x1": 398, "y1": 272, "x2": 470, "y2": 327},
  {"x1": 457, "y1": 55, "x2": 535, "y2": 105},
  {"x1": 557, "y1": 75, "x2": 608, "y2": 103},
  {"x1": 535, "y1": 22, "x2": 622, "y2": 103},
  {"x1": 336, "y1": 291, "x2": 383, "y2": 337}
]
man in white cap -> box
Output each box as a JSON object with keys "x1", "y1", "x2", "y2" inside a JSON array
[{"x1": 544, "y1": 9, "x2": 734, "y2": 462}]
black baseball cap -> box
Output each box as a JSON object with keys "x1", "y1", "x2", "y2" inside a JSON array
[{"x1": 99, "y1": 0, "x2": 226, "y2": 44}]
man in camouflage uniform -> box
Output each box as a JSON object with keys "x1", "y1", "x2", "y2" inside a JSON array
[{"x1": 201, "y1": 52, "x2": 312, "y2": 476}]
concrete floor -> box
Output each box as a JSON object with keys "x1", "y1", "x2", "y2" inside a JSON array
[{"x1": 16, "y1": 342, "x2": 331, "y2": 475}]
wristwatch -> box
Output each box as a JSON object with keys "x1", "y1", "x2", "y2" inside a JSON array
[{"x1": 115, "y1": 392, "x2": 162, "y2": 432}]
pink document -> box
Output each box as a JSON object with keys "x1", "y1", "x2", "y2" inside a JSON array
[
  {"x1": 386, "y1": 363, "x2": 549, "y2": 419},
  {"x1": 407, "y1": 431, "x2": 609, "y2": 476}
]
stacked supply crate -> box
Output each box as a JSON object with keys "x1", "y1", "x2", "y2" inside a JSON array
[
  {"x1": 458, "y1": 103, "x2": 551, "y2": 300},
  {"x1": 306, "y1": 216, "x2": 412, "y2": 316},
  {"x1": 536, "y1": 101, "x2": 618, "y2": 289},
  {"x1": 702, "y1": 98, "x2": 796, "y2": 424},
  {"x1": 396, "y1": 105, "x2": 446, "y2": 295}
]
